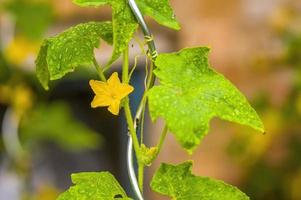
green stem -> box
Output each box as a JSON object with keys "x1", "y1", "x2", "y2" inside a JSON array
[
  {"x1": 93, "y1": 57, "x2": 106, "y2": 81},
  {"x1": 131, "y1": 55, "x2": 156, "y2": 193},
  {"x1": 122, "y1": 47, "x2": 129, "y2": 83},
  {"x1": 124, "y1": 102, "x2": 140, "y2": 160},
  {"x1": 133, "y1": 59, "x2": 154, "y2": 129},
  {"x1": 122, "y1": 47, "x2": 140, "y2": 154},
  {"x1": 157, "y1": 125, "x2": 168, "y2": 155},
  {"x1": 122, "y1": 47, "x2": 144, "y2": 191},
  {"x1": 138, "y1": 163, "x2": 144, "y2": 191},
  {"x1": 140, "y1": 105, "x2": 146, "y2": 144}
]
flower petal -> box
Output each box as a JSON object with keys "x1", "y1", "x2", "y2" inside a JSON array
[
  {"x1": 91, "y1": 95, "x2": 112, "y2": 108},
  {"x1": 107, "y1": 72, "x2": 121, "y2": 88},
  {"x1": 117, "y1": 84, "x2": 134, "y2": 99},
  {"x1": 108, "y1": 100, "x2": 120, "y2": 115},
  {"x1": 89, "y1": 80, "x2": 110, "y2": 95}
]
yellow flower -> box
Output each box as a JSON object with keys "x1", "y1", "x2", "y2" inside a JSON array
[
  {"x1": 5, "y1": 36, "x2": 39, "y2": 66},
  {"x1": 89, "y1": 72, "x2": 134, "y2": 115},
  {"x1": 0, "y1": 84, "x2": 33, "y2": 116},
  {"x1": 13, "y1": 85, "x2": 33, "y2": 116}
]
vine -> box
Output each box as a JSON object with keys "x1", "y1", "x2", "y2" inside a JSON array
[{"x1": 35, "y1": 0, "x2": 265, "y2": 199}]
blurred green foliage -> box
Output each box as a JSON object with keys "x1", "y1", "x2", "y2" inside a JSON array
[
  {"x1": 0, "y1": 0, "x2": 102, "y2": 154},
  {"x1": 0, "y1": 50, "x2": 11, "y2": 83},
  {"x1": 4, "y1": 0, "x2": 54, "y2": 40},
  {"x1": 0, "y1": 0, "x2": 104, "y2": 198},
  {"x1": 227, "y1": 4, "x2": 301, "y2": 200},
  {"x1": 20, "y1": 102, "x2": 102, "y2": 151}
]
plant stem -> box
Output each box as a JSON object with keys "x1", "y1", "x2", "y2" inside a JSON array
[
  {"x1": 138, "y1": 163, "x2": 144, "y2": 191},
  {"x1": 122, "y1": 47, "x2": 146, "y2": 193},
  {"x1": 130, "y1": 36, "x2": 156, "y2": 196},
  {"x1": 93, "y1": 57, "x2": 106, "y2": 81},
  {"x1": 133, "y1": 60, "x2": 154, "y2": 131},
  {"x1": 122, "y1": 47, "x2": 129, "y2": 83},
  {"x1": 157, "y1": 125, "x2": 168, "y2": 155},
  {"x1": 123, "y1": 47, "x2": 140, "y2": 156},
  {"x1": 128, "y1": 0, "x2": 159, "y2": 196},
  {"x1": 122, "y1": 47, "x2": 144, "y2": 193},
  {"x1": 124, "y1": 102, "x2": 140, "y2": 161},
  {"x1": 131, "y1": 60, "x2": 155, "y2": 193}
]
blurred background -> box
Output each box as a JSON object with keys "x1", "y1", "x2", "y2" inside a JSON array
[{"x1": 0, "y1": 0, "x2": 301, "y2": 199}]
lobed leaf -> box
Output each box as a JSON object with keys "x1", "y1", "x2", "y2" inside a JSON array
[
  {"x1": 73, "y1": 0, "x2": 180, "y2": 66},
  {"x1": 35, "y1": 21, "x2": 113, "y2": 90},
  {"x1": 148, "y1": 47, "x2": 264, "y2": 153},
  {"x1": 151, "y1": 161, "x2": 250, "y2": 200},
  {"x1": 136, "y1": 0, "x2": 180, "y2": 30},
  {"x1": 57, "y1": 172, "x2": 131, "y2": 200}
]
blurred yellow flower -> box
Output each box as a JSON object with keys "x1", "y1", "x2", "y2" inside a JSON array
[
  {"x1": 0, "y1": 84, "x2": 33, "y2": 117},
  {"x1": 13, "y1": 85, "x2": 33, "y2": 116},
  {"x1": 89, "y1": 72, "x2": 134, "y2": 115},
  {"x1": 0, "y1": 85, "x2": 11, "y2": 104},
  {"x1": 33, "y1": 185, "x2": 60, "y2": 200},
  {"x1": 270, "y1": 7, "x2": 294, "y2": 32},
  {"x1": 5, "y1": 36, "x2": 39, "y2": 66}
]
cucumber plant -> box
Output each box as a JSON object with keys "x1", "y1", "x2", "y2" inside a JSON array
[{"x1": 35, "y1": 0, "x2": 265, "y2": 199}]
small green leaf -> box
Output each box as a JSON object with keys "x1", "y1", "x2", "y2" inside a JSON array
[
  {"x1": 139, "y1": 144, "x2": 158, "y2": 166},
  {"x1": 151, "y1": 161, "x2": 250, "y2": 200},
  {"x1": 57, "y1": 172, "x2": 131, "y2": 200},
  {"x1": 73, "y1": 0, "x2": 180, "y2": 66},
  {"x1": 35, "y1": 40, "x2": 50, "y2": 90},
  {"x1": 148, "y1": 47, "x2": 264, "y2": 153},
  {"x1": 136, "y1": 0, "x2": 180, "y2": 30},
  {"x1": 35, "y1": 21, "x2": 113, "y2": 90}
]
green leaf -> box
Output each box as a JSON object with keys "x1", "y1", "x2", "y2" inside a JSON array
[
  {"x1": 57, "y1": 172, "x2": 131, "y2": 200},
  {"x1": 148, "y1": 47, "x2": 264, "y2": 153},
  {"x1": 21, "y1": 102, "x2": 101, "y2": 151},
  {"x1": 35, "y1": 40, "x2": 50, "y2": 90},
  {"x1": 73, "y1": 0, "x2": 137, "y2": 66},
  {"x1": 151, "y1": 161, "x2": 250, "y2": 200},
  {"x1": 35, "y1": 21, "x2": 113, "y2": 90},
  {"x1": 136, "y1": 0, "x2": 180, "y2": 30},
  {"x1": 73, "y1": 0, "x2": 180, "y2": 66}
]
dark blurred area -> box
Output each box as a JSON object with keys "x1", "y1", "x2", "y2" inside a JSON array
[{"x1": 0, "y1": 0, "x2": 301, "y2": 199}]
